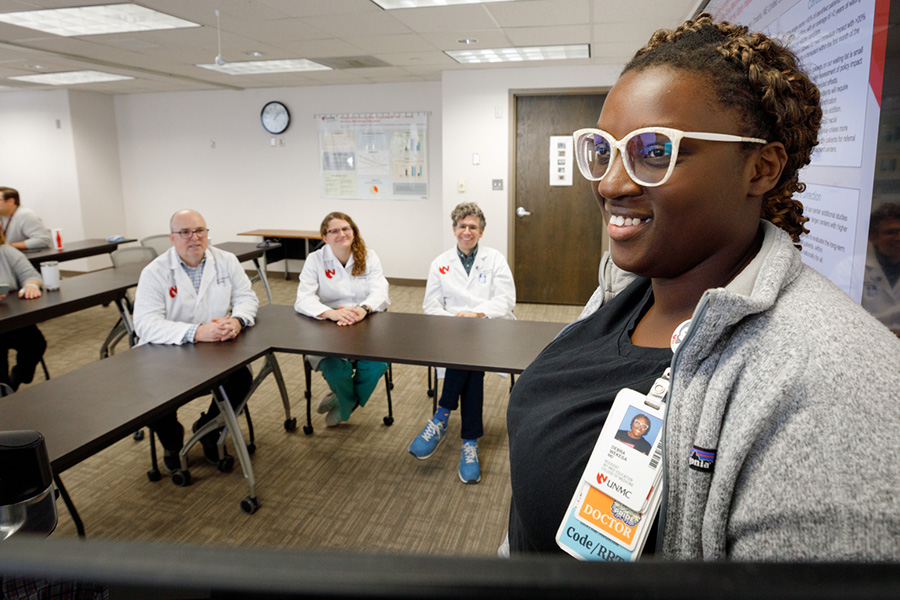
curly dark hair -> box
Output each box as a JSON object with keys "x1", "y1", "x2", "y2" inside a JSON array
[
  {"x1": 624, "y1": 13, "x2": 822, "y2": 247},
  {"x1": 320, "y1": 211, "x2": 367, "y2": 276}
]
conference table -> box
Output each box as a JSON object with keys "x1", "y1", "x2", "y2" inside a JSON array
[
  {"x1": 0, "y1": 303, "x2": 566, "y2": 534},
  {"x1": 23, "y1": 238, "x2": 136, "y2": 268},
  {"x1": 0, "y1": 242, "x2": 275, "y2": 340},
  {"x1": 238, "y1": 229, "x2": 321, "y2": 280}
]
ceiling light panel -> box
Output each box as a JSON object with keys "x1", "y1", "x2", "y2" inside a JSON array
[
  {"x1": 196, "y1": 58, "x2": 332, "y2": 75},
  {"x1": 446, "y1": 44, "x2": 589, "y2": 63},
  {"x1": 8, "y1": 70, "x2": 134, "y2": 85},
  {"x1": 0, "y1": 4, "x2": 201, "y2": 37},
  {"x1": 372, "y1": 0, "x2": 517, "y2": 7}
]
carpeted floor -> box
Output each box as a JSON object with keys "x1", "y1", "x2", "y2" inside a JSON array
[{"x1": 29, "y1": 272, "x2": 582, "y2": 556}]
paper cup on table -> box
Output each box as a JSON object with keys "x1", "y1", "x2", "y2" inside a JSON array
[
  {"x1": 40, "y1": 261, "x2": 60, "y2": 291},
  {"x1": 51, "y1": 229, "x2": 63, "y2": 250}
]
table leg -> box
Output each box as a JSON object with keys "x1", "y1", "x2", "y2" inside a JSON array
[
  {"x1": 213, "y1": 385, "x2": 258, "y2": 512},
  {"x1": 115, "y1": 296, "x2": 137, "y2": 347},
  {"x1": 253, "y1": 257, "x2": 273, "y2": 304},
  {"x1": 54, "y1": 474, "x2": 85, "y2": 537}
]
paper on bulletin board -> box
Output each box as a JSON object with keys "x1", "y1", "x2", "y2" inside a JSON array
[
  {"x1": 550, "y1": 135, "x2": 573, "y2": 186},
  {"x1": 317, "y1": 112, "x2": 428, "y2": 200}
]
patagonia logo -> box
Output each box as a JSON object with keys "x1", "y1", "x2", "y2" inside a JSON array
[
  {"x1": 438, "y1": 265, "x2": 450, "y2": 274},
  {"x1": 689, "y1": 445, "x2": 716, "y2": 473},
  {"x1": 325, "y1": 269, "x2": 336, "y2": 279}
]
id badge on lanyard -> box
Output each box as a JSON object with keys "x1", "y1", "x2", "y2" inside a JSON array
[
  {"x1": 555, "y1": 320, "x2": 687, "y2": 561},
  {"x1": 555, "y1": 371, "x2": 668, "y2": 560}
]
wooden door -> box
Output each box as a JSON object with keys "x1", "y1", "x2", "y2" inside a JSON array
[{"x1": 513, "y1": 94, "x2": 607, "y2": 305}]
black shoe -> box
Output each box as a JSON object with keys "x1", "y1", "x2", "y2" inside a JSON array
[
  {"x1": 193, "y1": 417, "x2": 228, "y2": 464},
  {"x1": 163, "y1": 451, "x2": 181, "y2": 473}
]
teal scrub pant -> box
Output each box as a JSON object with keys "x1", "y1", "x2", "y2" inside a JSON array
[{"x1": 318, "y1": 358, "x2": 389, "y2": 421}]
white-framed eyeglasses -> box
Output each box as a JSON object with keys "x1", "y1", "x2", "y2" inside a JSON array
[
  {"x1": 573, "y1": 127, "x2": 767, "y2": 187},
  {"x1": 326, "y1": 226, "x2": 352, "y2": 236}
]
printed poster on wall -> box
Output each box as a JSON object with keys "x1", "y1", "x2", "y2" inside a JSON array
[{"x1": 316, "y1": 112, "x2": 428, "y2": 200}]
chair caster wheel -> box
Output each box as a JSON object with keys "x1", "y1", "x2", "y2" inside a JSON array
[
  {"x1": 383, "y1": 416, "x2": 394, "y2": 426},
  {"x1": 427, "y1": 390, "x2": 435, "y2": 398},
  {"x1": 246, "y1": 443, "x2": 256, "y2": 455},
  {"x1": 284, "y1": 417, "x2": 297, "y2": 432},
  {"x1": 303, "y1": 424, "x2": 314, "y2": 435},
  {"x1": 133, "y1": 429, "x2": 145, "y2": 441},
  {"x1": 304, "y1": 391, "x2": 311, "y2": 400},
  {"x1": 241, "y1": 496, "x2": 260, "y2": 514},
  {"x1": 147, "y1": 469, "x2": 161, "y2": 482},
  {"x1": 218, "y1": 455, "x2": 235, "y2": 473},
  {"x1": 172, "y1": 469, "x2": 192, "y2": 487}
]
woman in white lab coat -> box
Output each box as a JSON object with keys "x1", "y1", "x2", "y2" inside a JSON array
[
  {"x1": 408, "y1": 202, "x2": 515, "y2": 484},
  {"x1": 294, "y1": 212, "x2": 390, "y2": 427}
]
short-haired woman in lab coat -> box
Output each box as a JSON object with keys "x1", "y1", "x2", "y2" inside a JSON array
[
  {"x1": 408, "y1": 202, "x2": 516, "y2": 484},
  {"x1": 294, "y1": 212, "x2": 390, "y2": 427}
]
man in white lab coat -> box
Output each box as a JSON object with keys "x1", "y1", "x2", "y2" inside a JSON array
[
  {"x1": 408, "y1": 202, "x2": 516, "y2": 484},
  {"x1": 863, "y1": 203, "x2": 900, "y2": 336},
  {"x1": 133, "y1": 209, "x2": 258, "y2": 472}
]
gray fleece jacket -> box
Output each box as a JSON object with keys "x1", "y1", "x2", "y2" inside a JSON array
[{"x1": 581, "y1": 221, "x2": 900, "y2": 561}]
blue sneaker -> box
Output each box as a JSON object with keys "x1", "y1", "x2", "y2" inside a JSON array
[
  {"x1": 458, "y1": 440, "x2": 481, "y2": 484},
  {"x1": 408, "y1": 419, "x2": 447, "y2": 459}
]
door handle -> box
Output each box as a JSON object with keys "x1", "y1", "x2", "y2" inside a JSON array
[{"x1": 516, "y1": 207, "x2": 532, "y2": 217}]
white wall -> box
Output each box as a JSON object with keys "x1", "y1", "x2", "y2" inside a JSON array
[
  {"x1": 114, "y1": 82, "x2": 442, "y2": 280},
  {"x1": 0, "y1": 89, "x2": 81, "y2": 242},
  {"x1": 69, "y1": 90, "x2": 127, "y2": 271},
  {"x1": 441, "y1": 65, "x2": 622, "y2": 255},
  {"x1": 0, "y1": 64, "x2": 624, "y2": 280}
]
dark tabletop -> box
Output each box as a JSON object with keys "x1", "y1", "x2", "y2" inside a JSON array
[
  {"x1": 213, "y1": 241, "x2": 280, "y2": 262},
  {"x1": 245, "y1": 304, "x2": 565, "y2": 373},
  {"x1": 24, "y1": 238, "x2": 136, "y2": 267},
  {"x1": 0, "y1": 262, "x2": 147, "y2": 334},
  {"x1": 0, "y1": 341, "x2": 268, "y2": 471}
]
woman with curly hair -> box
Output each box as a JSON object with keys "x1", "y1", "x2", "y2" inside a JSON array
[
  {"x1": 506, "y1": 14, "x2": 900, "y2": 560},
  {"x1": 294, "y1": 212, "x2": 389, "y2": 427}
]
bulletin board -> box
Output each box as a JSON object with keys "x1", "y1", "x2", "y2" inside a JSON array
[{"x1": 316, "y1": 112, "x2": 428, "y2": 200}]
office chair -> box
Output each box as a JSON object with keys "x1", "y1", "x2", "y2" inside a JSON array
[
  {"x1": 301, "y1": 357, "x2": 393, "y2": 435},
  {"x1": 140, "y1": 234, "x2": 171, "y2": 257},
  {"x1": 426, "y1": 366, "x2": 515, "y2": 413},
  {"x1": 100, "y1": 246, "x2": 157, "y2": 359}
]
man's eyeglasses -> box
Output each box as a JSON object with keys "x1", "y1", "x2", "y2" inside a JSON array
[
  {"x1": 454, "y1": 223, "x2": 480, "y2": 232},
  {"x1": 171, "y1": 228, "x2": 209, "y2": 239},
  {"x1": 573, "y1": 127, "x2": 767, "y2": 187},
  {"x1": 326, "y1": 226, "x2": 352, "y2": 236}
]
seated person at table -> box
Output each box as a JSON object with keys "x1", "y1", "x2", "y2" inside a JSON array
[
  {"x1": 0, "y1": 187, "x2": 51, "y2": 250},
  {"x1": 505, "y1": 14, "x2": 900, "y2": 560},
  {"x1": 133, "y1": 209, "x2": 258, "y2": 472},
  {"x1": 862, "y1": 202, "x2": 900, "y2": 336},
  {"x1": 0, "y1": 230, "x2": 45, "y2": 393},
  {"x1": 294, "y1": 212, "x2": 389, "y2": 428},
  {"x1": 408, "y1": 202, "x2": 515, "y2": 484}
]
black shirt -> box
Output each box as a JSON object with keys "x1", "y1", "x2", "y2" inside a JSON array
[
  {"x1": 614, "y1": 428, "x2": 653, "y2": 455},
  {"x1": 507, "y1": 278, "x2": 672, "y2": 553}
]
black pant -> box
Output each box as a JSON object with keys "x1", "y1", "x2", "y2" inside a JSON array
[
  {"x1": 151, "y1": 366, "x2": 253, "y2": 452},
  {"x1": 0, "y1": 325, "x2": 46, "y2": 391}
]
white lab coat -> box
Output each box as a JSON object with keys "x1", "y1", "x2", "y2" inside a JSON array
[
  {"x1": 294, "y1": 245, "x2": 390, "y2": 318},
  {"x1": 423, "y1": 245, "x2": 515, "y2": 320},
  {"x1": 133, "y1": 246, "x2": 258, "y2": 345},
  {"x1": 862, "y1": 245, "x2": 900, "y2": 331}
]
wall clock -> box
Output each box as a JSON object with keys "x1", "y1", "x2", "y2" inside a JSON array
[{"x1": 261, "y1": 101, "x2": 290, "y2": 134}]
